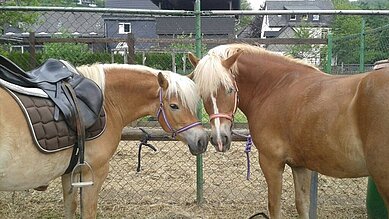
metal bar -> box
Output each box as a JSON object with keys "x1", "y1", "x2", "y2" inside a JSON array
[
  {"x1": 194, "y1": 0, "x2": 204, "y2": 205},
  {"x1": 326, "y1": 32, "x2": 333, "y2": 74},
  {"x1": 2, "y1": 7, "x2": 389, "y2": 16},
  {"x1": 309, "y1": 171, "x2": 318, "y2": 219},
  {"x1": 201, "y1": 9, "x2": 389, "y2": 16},
  {"x1": 359, "y1": 17, "x2": 366, "y2": 73},
  {"x1": 120, "y1": 127, "x2": 250, "y2": 141},
  {"x1": 25, "y1": 37, "x2": 327, "y2": 45},
  {"x1": 0, "y1": 6, "x2": 194, "y2": 15}
]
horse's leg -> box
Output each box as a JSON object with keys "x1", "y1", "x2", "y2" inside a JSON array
[
  {"x1": 62, "y1": 173, "x2": 77, "y2": 219},
  {"x1": 291, "y1": 167, "x2": 311, "y2": 219},
  {"x1": 80, "y1": 163, "x2": 110, "y2": 219},
  {"x1": 365, "y1": 141, "x2": 389, "y2": 209},
  {"x1": 259, "y1": 153, "x2": 285, "y2": 219}
]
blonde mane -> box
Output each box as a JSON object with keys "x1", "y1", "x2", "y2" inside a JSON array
[
  {"x1": 101, "y1": 64, "x2": 200, "y2": 115},
  {"x1": 194, "y1": 43, "x2": 319, "y2": 98}
]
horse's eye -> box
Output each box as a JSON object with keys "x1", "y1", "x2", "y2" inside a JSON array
[
  {"x1": 227, "y1": 87, "x2": 234, "y2": 94},
  {"x1": 169, "y1": 104, "x2": 179, "y2": 110}
]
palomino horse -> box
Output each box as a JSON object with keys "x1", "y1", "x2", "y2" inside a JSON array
[
  {"x1": 189, "y1": 43, "x2": 389, "y2": 218},
  {"x1": 0, "y1": 63, "x2": 208, "y2": 218}
]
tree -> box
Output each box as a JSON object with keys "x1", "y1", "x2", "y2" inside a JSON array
[
  {"x1": 235, "y1": 0, "x2": 253, "y2": 33},
  {"x1": 287, "y1": 24, "x2": 317, "y2": 58},
  {"x1": 0, "y1": 0, "x2": 40, "y2": 34},
  {"x1": 330, "y1": 0, "x2": 389, "y2": 64},
  {"x1": 330, "y1": 0, "x2": 363, "y2": 64},
  {"x1": 40, "y1": 32, "x2": 93, "y2": 65}
]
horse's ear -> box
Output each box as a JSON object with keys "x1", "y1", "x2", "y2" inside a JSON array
[
  {"x1": 186, "y1": 72, "x2": 194, "y2": 80},
  {"x1": 188, "y1": 52, "x2": 199, "y2": 67},
  {"x1": 157, "y1": 72, "x2": 169, "y2": 90},
  {"x1": 222, "y1": 49, "x2": 243, "y2": 70}
]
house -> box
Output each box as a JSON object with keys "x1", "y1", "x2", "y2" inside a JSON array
[
  {"x1": 105, "y1": 0, "x2": 239, "y2": 50},
  {"x1": 254, "y1": 0, "x2": 334, "y2": 64},
  {"x1": 104, "y1": 0, "x2": 160, "y2": 50},
  {"x1": 2, "y1": 11, "x2": 104, "y2": 52},
  {"x1": 150, "y1": 0, "x2": 240, "y2": 10},
  {"x1": 76, "y1": 0, "x2": 97, "y2": 7},
  {"x1": 2, "y1": 0, "x2": 239, "y2": 53},
  {"x1": 262, "y1": 0, "x2": 333, "y2": 38}
]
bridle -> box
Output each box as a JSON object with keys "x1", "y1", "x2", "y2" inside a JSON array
[
  {"x1": 209, "y1": 79, "x2": 239, "y2": 122},
  {"x1": 156, "y1": 89, "x2": 202, "y2": 138}
]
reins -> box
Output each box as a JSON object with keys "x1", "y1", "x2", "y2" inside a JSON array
[{"x1": 156, "y1": 89, "x2": 202, "y2": 138}]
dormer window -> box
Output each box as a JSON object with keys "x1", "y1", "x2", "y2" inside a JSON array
[
  {"x1": 118, "y1": 23, "x2": 131, "y2": 34},
  {"x1": 290, "y1": 15, "x2": 296, "y2": 21}
]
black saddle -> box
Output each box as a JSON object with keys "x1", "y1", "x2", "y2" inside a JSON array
[{"x1": 0, "y1": 55, "x2": 103, "y2": 130}]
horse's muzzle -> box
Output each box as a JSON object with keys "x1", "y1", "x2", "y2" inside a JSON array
[
  {"x1": 188, "y1": 134, "x2": 208, "y2": 155},
  {"x1": 210, "y1": 132, "x2": 231, "y2": 152}
]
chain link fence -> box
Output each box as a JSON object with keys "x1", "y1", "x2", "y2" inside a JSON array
[
  {"x1": 1, "y1": 6, "x2": 388, "y2": 218},
  {"x1": 331, "y1": 16, "x2": 389, "y2": 74}
]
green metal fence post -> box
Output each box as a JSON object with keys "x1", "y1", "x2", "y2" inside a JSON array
[
  {"x1": 326, "y1": 32, "x2": 333, "y2": 74},
  {"x1": 359, "y1": 17, "x2": 365, "y2": 73},
  {"x1": 194, "y1": 0, "x2": 204, "y2": 205},
  {"x1": 367, "y1": 177, "x2": 388, "y2": 218}
]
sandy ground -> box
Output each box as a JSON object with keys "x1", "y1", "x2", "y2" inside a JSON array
[{"x1": 0, "y1": 141, "x2": 367, "y2": 218}]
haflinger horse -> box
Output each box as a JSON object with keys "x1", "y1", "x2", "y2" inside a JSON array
[
  {"x1": 189, "y1": 43, "x2": 389, "y2": 218},
  {"x1": 0, "y1": 63, "x2": 208, "y2": 218}
]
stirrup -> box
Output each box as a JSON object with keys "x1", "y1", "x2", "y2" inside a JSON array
[{"x1": 70, "y1": 161, "x2": 94, "y2": 188}]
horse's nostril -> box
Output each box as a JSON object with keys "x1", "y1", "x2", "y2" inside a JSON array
[
  {"x1": 222, "y1": 135, "x2": 229, "y2": 144},
  {"x1": 197, "y1": 139, "x2": 203, "y2": 148}
]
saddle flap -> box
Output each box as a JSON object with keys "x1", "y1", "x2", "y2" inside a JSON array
[{"x1": 67, "y1": 75, "x2": 104, "y2": 129}]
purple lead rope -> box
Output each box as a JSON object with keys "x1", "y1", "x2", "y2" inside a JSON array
[{"x1": 232, "y1": 130, "x2": 252, "y2": 180}]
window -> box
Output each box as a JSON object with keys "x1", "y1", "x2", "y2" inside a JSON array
[
  {"x1": 290, "y1": 15, "x2": 296, "y2": 21},
  {"x1": 302, "y1": 14, "x2": 308, "y2": 21},
  {"x1": 119, "y1": 23, "x2": 131, "y2": 34},
  {"x1": 313, "y1": 14, "x2": 320, "y2": 21},
  {"x1": 10, "y1": 46, "x2": 24, "y2": 53}
]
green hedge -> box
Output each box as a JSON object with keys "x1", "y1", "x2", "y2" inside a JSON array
[{"x1": 1, "y1": 49, "x2": 190, "y2": 72}]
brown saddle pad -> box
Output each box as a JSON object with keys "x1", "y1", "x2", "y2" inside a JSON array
[{"x1": 7, "y1": 89, "x2": 106, "y2": 153}]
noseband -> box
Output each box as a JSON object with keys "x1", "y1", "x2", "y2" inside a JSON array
[
  {"x1": 156, "y1": 89, "x2": 202, "y2": 138},
  {"x1": 209, "y1": 80, "x2": 239, "y2": 122}
]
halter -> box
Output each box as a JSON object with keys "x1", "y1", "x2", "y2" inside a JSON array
[
  {"x1": 156, "y1": 89, "x2": 202, "y2": 138},
  {"x1": 209, "y1": 79, "x2": 239, "y2": 122}
]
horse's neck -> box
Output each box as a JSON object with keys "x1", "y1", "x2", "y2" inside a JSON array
[
  {"x1": 104, "y1": 69, "x2": 158, "y2": 128},
  {"x1": 235, "y1": 53, "x2": 318, "y2": 116}
]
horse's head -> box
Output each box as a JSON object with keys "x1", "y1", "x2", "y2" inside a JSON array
[
  {"x1": 188, "y1": 49, "x2": 243, "y2": 152},
  {"x1": 156, "y1": 72, "x2": 208, "y2": 155}
]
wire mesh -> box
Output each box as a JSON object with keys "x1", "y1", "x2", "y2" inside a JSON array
[{"x1": 1, "y1": 7, "x2": 387, "y2": 218}]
